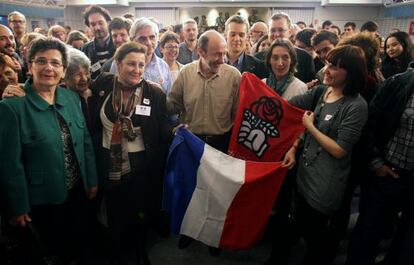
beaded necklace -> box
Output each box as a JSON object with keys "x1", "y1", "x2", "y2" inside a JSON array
[{"x1": 302, "y1": 89, "x2": 346, "y2": 167}]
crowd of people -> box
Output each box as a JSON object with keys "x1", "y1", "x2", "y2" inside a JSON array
[{"x1": 0, "y1": 5, "x2": 413, "y2": 265}]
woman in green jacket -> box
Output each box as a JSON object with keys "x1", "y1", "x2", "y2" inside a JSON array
[{"x1": 0, "y1": 38, "x2": 98, "y2": 264}]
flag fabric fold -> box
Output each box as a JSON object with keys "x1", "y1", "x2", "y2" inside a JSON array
[{"x1": 163, "y1": 128, "x2": 288, "y2": 250}]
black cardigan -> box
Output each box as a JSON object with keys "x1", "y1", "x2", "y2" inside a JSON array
[
  {"x1": 87, "y1": 73, "x2": 173, "y2": 187},
  {"x1": 366, "y1": 68, "x2": 414, "y2": 163}
]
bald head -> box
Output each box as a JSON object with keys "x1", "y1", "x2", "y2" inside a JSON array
[
  {"x1": 0, "y1": 25, "x2": 16, "y2": 56},
  {"x1": 198, "y1": 30, "x2": 226, "y2": 53},
  {"x1": 198, "y1": 30, "x2": 227, "y2": 75},
  {"x1": 250, "y1": 22, "x2": 268, "y2": 44}
]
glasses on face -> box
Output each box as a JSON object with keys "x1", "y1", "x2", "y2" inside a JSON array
[
  {"x1": 31, "y1": 58, "x2": 63, "y2": 68},
  {"x1": 164, "y1": 45, "x2": 179, "y2": 50},
  {"x1": 135, "y1": 35, "x2": 156, "y2": 44},
  {"x1": 251, "y1": 30, "x2": 265, "y2": 35},
  {"x1": 10, "y1": 20, "x2": 25, "y2": 24}
]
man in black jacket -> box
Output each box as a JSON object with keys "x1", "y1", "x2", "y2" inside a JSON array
[
  {"x1": 346, "y1": 68, "x2": 414, "y2": 265},
  {"x1": 81, "y1": 5, "x2": 115, "y2": 79},
  {"x1": 254, "y1": 12, "x2": 315, "y2": 83},
  {"x1": 225, "y1": 15, "x2": 268, "y2": 79}
]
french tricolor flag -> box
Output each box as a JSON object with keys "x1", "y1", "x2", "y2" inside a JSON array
[{"x1": 163, "y1": 128, "x2": 287, "y2": 250}]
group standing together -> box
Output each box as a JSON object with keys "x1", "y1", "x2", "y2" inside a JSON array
[{"x1": 0, "y1": 5, "x2": 413, "y2": 265}]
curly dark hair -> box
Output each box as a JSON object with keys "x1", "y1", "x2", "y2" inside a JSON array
[
  {"x1": 83, "y1": 5, "x2": 112, "y2": 27},
  {"x1": 338, "y1": 32, "x2": 380, "y2": 74}
]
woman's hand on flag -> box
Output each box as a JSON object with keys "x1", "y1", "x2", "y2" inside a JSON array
[
  {"x1": 282, "y1": 147, "x2": 296, "y2": 169},
  {"x1": 303, "y1": 111, "x2": 315, "y2": 130},
  {"x1": 173, "y1": 124, "x2": 189, "y2": 135}
]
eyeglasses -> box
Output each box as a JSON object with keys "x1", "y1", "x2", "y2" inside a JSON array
[
  {"x1": 10, "y1": 20, "x2": 25, "y2": 24},
  {"x1": 164, "y1": 45, "x2": 179, "y2": 50},
  {"x1": 250, "y1": 30, "x2": 265, "y2": 34},
  {"x1": 135, "y1": 35, "x2": 156, "y2": 44},
  {"x1": 31, "y1": 58, "x2": 63, "y2": 68}
]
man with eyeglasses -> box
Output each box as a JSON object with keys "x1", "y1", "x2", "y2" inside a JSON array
[
  {"x1": 225, "y1": 15, "x2": 268, "y2": 79},
  {"x1": 177, "y1": 19, "x2": 199, "y2": 65},
  {"x1": 104, "y1": 18, "x2": 173, "y2": 96},
  {"x1": 249, "y1": 21, "x2": 268, "y2": 45},
  {"x1": 254, "y1": 12, "x2": 315, "y2": 83},
  {"x1": 81, "y1": 5, "x2": 115, "y2": 79},
  {"x1": 130, "y1": 18, "x2": 172, "y2": 95},
  {"x1": 7, "y1": 11, "x2": 26, "y2": 57}
]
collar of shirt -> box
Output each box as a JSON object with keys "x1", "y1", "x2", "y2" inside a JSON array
[
  {"x1": 196, "y1": 59, "x2": 220, "y2": 80},
  {"x1": 93, "y1": 34, "x2": 111, "y2": 49},
  {"x1": 184, "y1": 41, "x2": 197, "y2": 51},
  {"x1": 226, "y1": 52, "x2": 244, "y2": 72},
  {"x1": 25, "y1": 80, "x2": 66, "y2": 110},
  {"x1": 148, "y1": 53, "x2": 159, "y2": 66}
]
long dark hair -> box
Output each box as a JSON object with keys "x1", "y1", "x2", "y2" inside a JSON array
[{"x1": 383, "y1": 31, "x2": 413, "y2": 69}]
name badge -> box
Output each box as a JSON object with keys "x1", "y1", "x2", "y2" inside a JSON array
[
  {"x1": 324, "y1": 114, "x2": 333, "y2": 121},
  {"x1": 135, "y1": 105, "x2": 151, "y2": 116},
  {"x1": 91, "y1": 61, "x2": 102, "y2": 72},
  {"x1": 143, "y1": 98, "x2": 150, "y2": 105}
]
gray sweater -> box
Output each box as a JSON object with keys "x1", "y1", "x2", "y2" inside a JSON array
[{"x1": 289, "y1": 86, "x2": 368, "y2": 216}]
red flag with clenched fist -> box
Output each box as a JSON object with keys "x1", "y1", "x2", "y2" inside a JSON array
[{"x1": 228, "y1": 73, "x2": 306, "y2": 162}]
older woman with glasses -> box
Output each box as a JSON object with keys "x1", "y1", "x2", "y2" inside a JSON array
[
  {"x1": 0, "y1": 38, "x2": 98, "y2": 264},
  {"x1": 88, "y1": 42, "x2": 173, "y2": 265},
  {"x1": 160, "y1": 31, "x2": 182, "y2": 83}
]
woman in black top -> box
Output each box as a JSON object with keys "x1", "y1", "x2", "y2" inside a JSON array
[
  {"x1": 381, "y1": 31, "x2": 413, "y2": 79},
  {"x1": 88, "y1": 42, "x2": 172, "y2": 265}
]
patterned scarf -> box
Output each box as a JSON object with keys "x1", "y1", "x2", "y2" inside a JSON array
[
  {"x1": 266, "y1": 72, "x2": 294, "y2": 96},
  {"x1": 108, "y1": 77, "x2": 142, "y2": 181}
]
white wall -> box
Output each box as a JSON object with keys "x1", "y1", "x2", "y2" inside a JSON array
[
  {"x1": 313, "y1": 5, "x2": 383, "y2": 29},
  {"x1": 381, "y1": 17, "x2": 414, "y2": 40},
  {"x1": 178, "y1": 7, "x2": 268, "y2": 26},
  {"x1": 64, "y1": 7, "x2": 85, "y2": 31}
]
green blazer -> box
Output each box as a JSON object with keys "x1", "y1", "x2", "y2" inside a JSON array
[{"x1": 0, "y1": 81, "x2": 98, "y2": 216}]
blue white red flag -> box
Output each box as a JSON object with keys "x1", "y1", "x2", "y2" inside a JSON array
[{"x1": 163, "y1": 128, "x2": 287, "y2": 250}]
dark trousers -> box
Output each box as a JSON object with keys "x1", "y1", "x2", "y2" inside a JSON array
[
  {"x1": 346, "y1": 168, "x2": 414, "y2": 265},
  {"x1": 106, "y1": 222, "x2": 147, "y2": 264},
  {"x1": 269, "y1": 194, "x2": 340, "y2": 265},
  {"x1": 29, "y1": 183, "x2": 89, "y2": 264}
]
